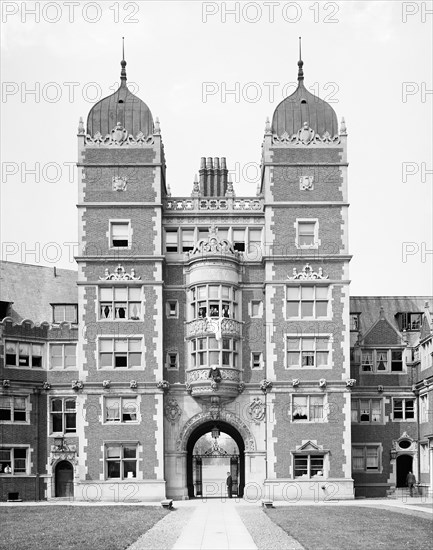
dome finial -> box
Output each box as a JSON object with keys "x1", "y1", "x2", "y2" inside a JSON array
[
  {"x1": 120, "y1": 37, "x2": 127, "y2": 86},
  {"x1": 297, "y1": 36, "x2": 304, "y2": 82}
]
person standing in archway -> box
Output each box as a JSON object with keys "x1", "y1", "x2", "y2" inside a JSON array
[
  {"x1": 226, "y1": 471, "x2": 233, "y2": 498},
  {"x1": 406, "y1": 471, "x2": 416, "y2": 496}
]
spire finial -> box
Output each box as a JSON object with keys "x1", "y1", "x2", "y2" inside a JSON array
[
  {"x1": 120, "y1": 37, "x2": 127, "y2": 85},
  {"x1": 297, "y1": 36, "x2": 304, "y2": 82}
]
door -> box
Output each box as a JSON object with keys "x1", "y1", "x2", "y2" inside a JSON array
[
  {"x1": 55, "y1": 461, "x2": 74, "y2": 497},
  {"x1": 230, "y1": 457, "x2": 239, "y2": 496},
  {"x1": 396, "y1": 455, "x2": 413, "y2": 488}
]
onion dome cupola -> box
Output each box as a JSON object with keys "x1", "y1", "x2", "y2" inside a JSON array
[
  {"x1": 86, "y1": 41, "x2": 154, "y2": 137},
  {"x1": 271, "y1": 38, "x2": 338, "y2": 137}
]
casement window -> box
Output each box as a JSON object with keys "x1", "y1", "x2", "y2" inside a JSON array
[
  {"x1": 286, "y1": 336, "x2": 330, "y2": 368},
  {"x1": 190, "y1": 284, "x2": 238, "y2": 320},
  {"x1": 5, "y1": 341, "x2": 43, "y2": 368},
  {"x1": 286, "y1": 286, "x2": 329, "y2": 318},
  {"x1": 351, "y1": 399, "x2": 382, "y2": 423},
  {"x1": 166, "y1": 301, "x2": 178, "y2": 318},
  {"x1": 292, "y1": 395, "x2": 324, "y2": 422},
  {"x1": 105, "y1": 397, "x2": 138, "y2": 423},
  {"x1": 165, "y1": 229, "x2": 179, "y2": 253},
  {"x1": 352, "y1": 445, "x2": 381, "y2": 472},
  {"x1": 0, "y1": 396, "x2": 27, "y2": 423},
  {"x1": 106, "y1": 443, "x2": 138, "y2": 479},
  {"x1": 0, "y1": 448, "x2": 28, "y2": 475},
  {"x1": 181, "y1": 229, "x2": 195, "y2": 252},
  {"x1": 350, "y1": 314, "x2": 360, "y2": 331},
  {"x1": 167, "y1": 353, "x2": 178, "y2": 369},
  {"x1": 110, "y1": 221, "x2": 130, "y2": 248},
  {"x1": 52, "y1": 304, "x2": 78, "y2": 324},
  {"x1": 296, "y1": 220, "x2": 318, "y2": 248},
  {"x1": 251, "y1": 352, "x2": 263, "y2": 369},
  {"x1": 191, "y1": 337, "x2": 238, "y2": 368},
  {"x1": 51, "y1": 398, "x2": 76, "y2": 433},
  {"x1": 392, "y1": 398, "x2": 415, "y2": 420},
  {"x1": 397, "y1": 312, "x2": 422, "y2": 331},
  {"x1": 420, "y1": 395, "x2": 429, "y2": 423},
  {"x1": 361, "y1": 349, "x2": 404, "y2": 373},
  {"x1": 293, "y1": 454, "x2": 324, "y2": 478},
  {"x1": 232, "y1": 229, "x2": 245, "y2": 252},
  {"x1": 99, "y1": 287, "x2": 142, "y2": 320},
  {"x1": 50, "y1": 344, "x2": 77, "y2": 369},
  {"x1": 99, "y1": 338, "x2": 142, "y2": 368},
  {"x1": 247, "y1": 229, "x2": 262, "y2": 257}
]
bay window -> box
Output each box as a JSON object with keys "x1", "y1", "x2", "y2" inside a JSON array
[{"x1": 191, "y1": 337, "x2": 238, "y2": 368}]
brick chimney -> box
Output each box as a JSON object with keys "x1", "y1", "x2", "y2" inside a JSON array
[{"x1": 199, "y1": 157, "x2": 228, "y2": 197}]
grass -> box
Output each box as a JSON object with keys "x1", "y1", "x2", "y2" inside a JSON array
[
  {"x1": 265, "y1": 506, "x2": 433, "y2": 550},
  {"x1": 0, "y1": 505, "x2": 169, "y2": 550}
]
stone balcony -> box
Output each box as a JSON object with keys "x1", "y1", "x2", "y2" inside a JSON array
[
  {"x1": 164, "y1": 197, "x2": 263, "y2": 212},
  {"x1": 186, "y1": 367, "x2": 243, "y2": 399},
  {"x1": 185, "y1": 317, "x2": 242, "y2": 339}
]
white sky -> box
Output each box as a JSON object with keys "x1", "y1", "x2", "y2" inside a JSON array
[{"x1": 1, "y1": 0, "x2": 432, "y2": 296}]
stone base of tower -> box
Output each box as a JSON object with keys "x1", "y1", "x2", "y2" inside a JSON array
[
  {"x1": 261, "y1": 479, "x2": 355, "y2": 502},
  {"x1": 72, "y1": 480, "x2": 167, "y2": 502}
]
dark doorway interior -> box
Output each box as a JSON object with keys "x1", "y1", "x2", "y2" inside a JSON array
[
  {"x1": 55, "y1": 460, "x2": 74, "y2": 497},
  {"x1": 186, "y1": 420, "x2": 245, "y2": 498},
  {"x1": 396, "y1": 454, "x2": 413, "y2": 488}
]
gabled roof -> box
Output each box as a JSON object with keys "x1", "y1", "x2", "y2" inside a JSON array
[
  {"x1": 361, "y1": 307, "x2": 402, "y2": 347},
  {"x1": 420, "y1": 303, "x2": 433, "y2": 342},
  {"x1": 0, "y1": 261, "x2": 77, "y2": 324}
]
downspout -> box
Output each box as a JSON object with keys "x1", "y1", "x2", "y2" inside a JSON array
[{"x1": 33, "y1": 388, "x2": 41, "y2": 501}]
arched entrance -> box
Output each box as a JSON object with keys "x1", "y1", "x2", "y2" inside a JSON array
[
  {"x1": 396, "y1": 454, "x2": 413, "y2": 488},
  {"x1": 186, "y1": 420, "x2": 245, "y2": 498},
  {"x1": 55, "y1": 460, "x2": 74, "y2": 497}
]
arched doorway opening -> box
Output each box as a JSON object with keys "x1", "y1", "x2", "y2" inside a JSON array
[
  {"x1": 396, "y1": 454, "x2": 413, "y2": 488},
  {"x1": 186, "y1": 420, "x2": 245, "y2": 498},
  {"x1": 55, "y1": 460, "x2": 74, "y2": 498}
]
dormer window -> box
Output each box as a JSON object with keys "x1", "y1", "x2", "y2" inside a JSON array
[
  {"x1": 397, "y1": 313, "x2": 422, "y2": 331},
  {"x1": 52, "y1": 304, "x2": 78, "y2": 324}
]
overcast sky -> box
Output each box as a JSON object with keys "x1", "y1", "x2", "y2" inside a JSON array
[{"x1": 1, "y1": 0, "x2": 432, "y2": 296}]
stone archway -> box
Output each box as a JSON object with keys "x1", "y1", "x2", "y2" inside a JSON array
[{"x1": 55, "y1": 460, "x2": 74, "y2": 498}]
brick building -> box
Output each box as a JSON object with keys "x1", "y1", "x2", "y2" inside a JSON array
[{"x1": 1, "y1": 53, "x2": 432, "y2": 501}]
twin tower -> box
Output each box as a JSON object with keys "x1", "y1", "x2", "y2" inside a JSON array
[{"x1": 74, "y1": 48, "x2": 353, "y2": 501}]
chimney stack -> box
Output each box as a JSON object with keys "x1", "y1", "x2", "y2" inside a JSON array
[{"x1": 199, "y1": 156, "x2": 230, "y2": 197}]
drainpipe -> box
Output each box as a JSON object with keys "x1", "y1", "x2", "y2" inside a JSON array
[{"x1": 33, "y1": 388, "x2": 41, "y2": 501}]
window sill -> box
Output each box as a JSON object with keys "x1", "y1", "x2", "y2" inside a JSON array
[
  {"x1": 392, "y1": 418, "x2": 416, "y2": 422},
  {"x1": 0, "y1": 421, "x2": 30, "y2": 425}
]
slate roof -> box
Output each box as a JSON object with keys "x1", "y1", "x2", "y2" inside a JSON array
[{"x1": 0, "y1": 261, "x2": 77, "y2": 324}]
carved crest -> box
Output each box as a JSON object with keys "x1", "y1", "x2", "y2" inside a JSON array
[
  {"x1": 99, "y1": 264, "x2": 141, "y2": 281},
  {"x1": 164, "y1": 397, "x2": 182, "y2": 424},
  {"x1": 288, "y1": 263, "x2": 328, "y2": 280},
  {"x1": 247, "y1": 398, "x2": 266, "y2": 424},
  {"x1": 299, "y1": 175, "x2": 314, "y2": 190},
  {"x1": 112, "y1": 175, "x2": 128, "y2": 192},
  {"x1": 189, "y1": 225, "x2": 237, "y2": 258}
]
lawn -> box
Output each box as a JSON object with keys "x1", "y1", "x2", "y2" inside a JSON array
[
  {"x1": 265, "y1": 506, "x2": 433, "y2": 550},
  {"x1": 0, "y1": 505, "x2": 169, "y2": 550}
]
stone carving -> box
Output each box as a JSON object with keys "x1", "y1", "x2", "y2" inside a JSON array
[
  {"x1": 50, "y1": 441, "x2": 78, "y2": 465},
  {"x1": 265, "y1": 116, "x2": 271, "y2": 135},
  {"x1": 273, "y1": 122, "x2": 340, "y2": 146},
  {"x1": 225, "y1": 177, "x2": 235, "y2": 198},
  {"x1": 71, "y1": 380, "x2": 83, "y2": 391},
  {"x1": 157, "y1": 380, "x2": 170, "y2": 392},
  {"x1": 288, "y1": 263, "x2": 328, "y2": 280},
  {"x1": 77, "y1": 117, "x2": 85, "y2": 135},
  {"x1": 299, "y1": 175, "x2": 314, "y2": 190},
  {"x1": 247, "y1": 398, "x2": 266, "y2": 424},
  {"x1": 292, "y1": 379, "x2": 300, "y2": 387},
  {"x1": 154, "y1": 117, "x2": 161, "y2": 135},
  {"x1": 130, "y1": 380, "x2": 138, "y2": 389},
  {"x1": 99, "y1": 264, "x2": 141, "y2": 281},
  {"x1": 164, "y1": 397, "x2": 182, "y2": 423},
  {"x1": 187, "y1": 368, "x2": 241, "y2": 384},
  {"x1": 43, "y1": 382, "x2": 51, "y2": 390},
  {"x1": 238, "y1": 382, "x2": 246, "y2": 394},
  {"x1": 185, "y1": 382, "x2": 192, "y2": 394},
  {"x1": 112, "y1": 175, "x2": 128, "y2": 192},
  {"x1": 340, "y1": 117, "x2": 347, "y2": 135},
  {"x1": 189, "y1": 225, "x2": 238, "y2": 258},
  {"x1": 346, "y1": 379, "x2": 356, "y2": 388},
  {"x1": 207, "y1": 396, "x2": 221, "y2": 420},
  {"x1": 102, "y1": 380, "x2": 111, "y2": 389},
  {"x1": 186, "y1": 318, "x2": 241, "y2": 339},
  {"x1": 85, "y1": 122, "x2": 154, "y2": 146},
  {"x1": 2, "y1": 380, "x2": 10, "y2": 388},
  {"x1": 164, "y1": 199, "x2": 263, "y2": 212},
  {"x1": 260, "y1": 379, "x2": 273, "y2": 393},
  {"x1": 319, "y1": 378, "x2": 327, "y2": 388},
  {"x1": 191, "y1": 175, "x2": 200, "y2": 197}
]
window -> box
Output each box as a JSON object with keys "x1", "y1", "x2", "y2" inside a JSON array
[
  {"x1": 165, "y1": 229, "x2": 178, "y2": 252},
  {"x1": 191, "y1": 337, "x2": 238, "y2": 368},
  {"x1": 251, "y1": 300, "x2": 262, "y2": 318},
  {"x1": 233, "y1": 229, "x2": 245, "y2": 252},
  {"x1": 105, "y1": 397, "x2": 138, "y2": 423},
  {"x1": 361, "y1": 349, "x2": 405, "y2": 373},
  {"x1": 5, "y1": 341, "x2": 43, "y2": 368},
  {"x1": 99, "y1": 338, "x2": 142, "y2": 368},
  {"x1": 293, "y1": 454, "x2": 324, "y2": 478},
  {"x1": 167, "y1": 352, "x2": 178, "y2": 369},
  {"x1": 398, "y1": 312, "x2": 422, "y2": 331},
  {"x1": 420, "y1": 394, "x2": 429, "y2": 423},
  {"x1": 50, "y1": 344, "x2": 77, "y2": 369},
  {"x1": 0, "y1": 396, "x2": 27, "y2": 422},
  {"x1": 352, "y1": 445, "x2": 381, "y2": 472},
  {"x1": 181, "y1": 229, "x2": 194, "y2": 252},
  {"x1": 292, "y1": 395, "x2": 324, "y2": 421},
  {"x1": 393, "y1": 398, "x2": 415, "y2": 420},
  {"x1": 420, "y1": 443, "x2": 429, "y2": 473},
  {"x1": 106, "y1": 443, "x2": 138, "y2": 479},
  {"x1": 350, "y1": 314, "x2": 360, "y2": 331},
  {"x1": 247, "y1": 229, "x2": 262, "y2": 258},
  {"x1": 287, "y1": 286, "x2": 329, "y2": 318},
  {"x1": 99, "y1": 287, "x2": 142, "y2": 320},
  {"x1": 251, "y1": 352, "x2": 263, "y2": 369},
  {"x1": 0, "y1": 448, "x2": 28, "y2": 475},
  {"x1": 166, "y1": 301, "x2": 178, "y2": 318},
  {"x1": 190, "y1": 284, "x2": 238, "y2": 320},
  {"x1": 52, "y1": 304, "x2": 78, "y2": 324},
  {"x1": 286, "y1": 336, "x2": 330, "y2": 368},
  {"x1": 296, "y1": 220, "x2": 317, "y2": 248},
  {"x1": 351, "y1": 398, "x2": 382, "y2": 423},
  {"x1": 51, "y1": 398, "x2": 76, "y2": 433},
  {"x1": 110, "y1": 221, "x2": 130, "y2": 247}
]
